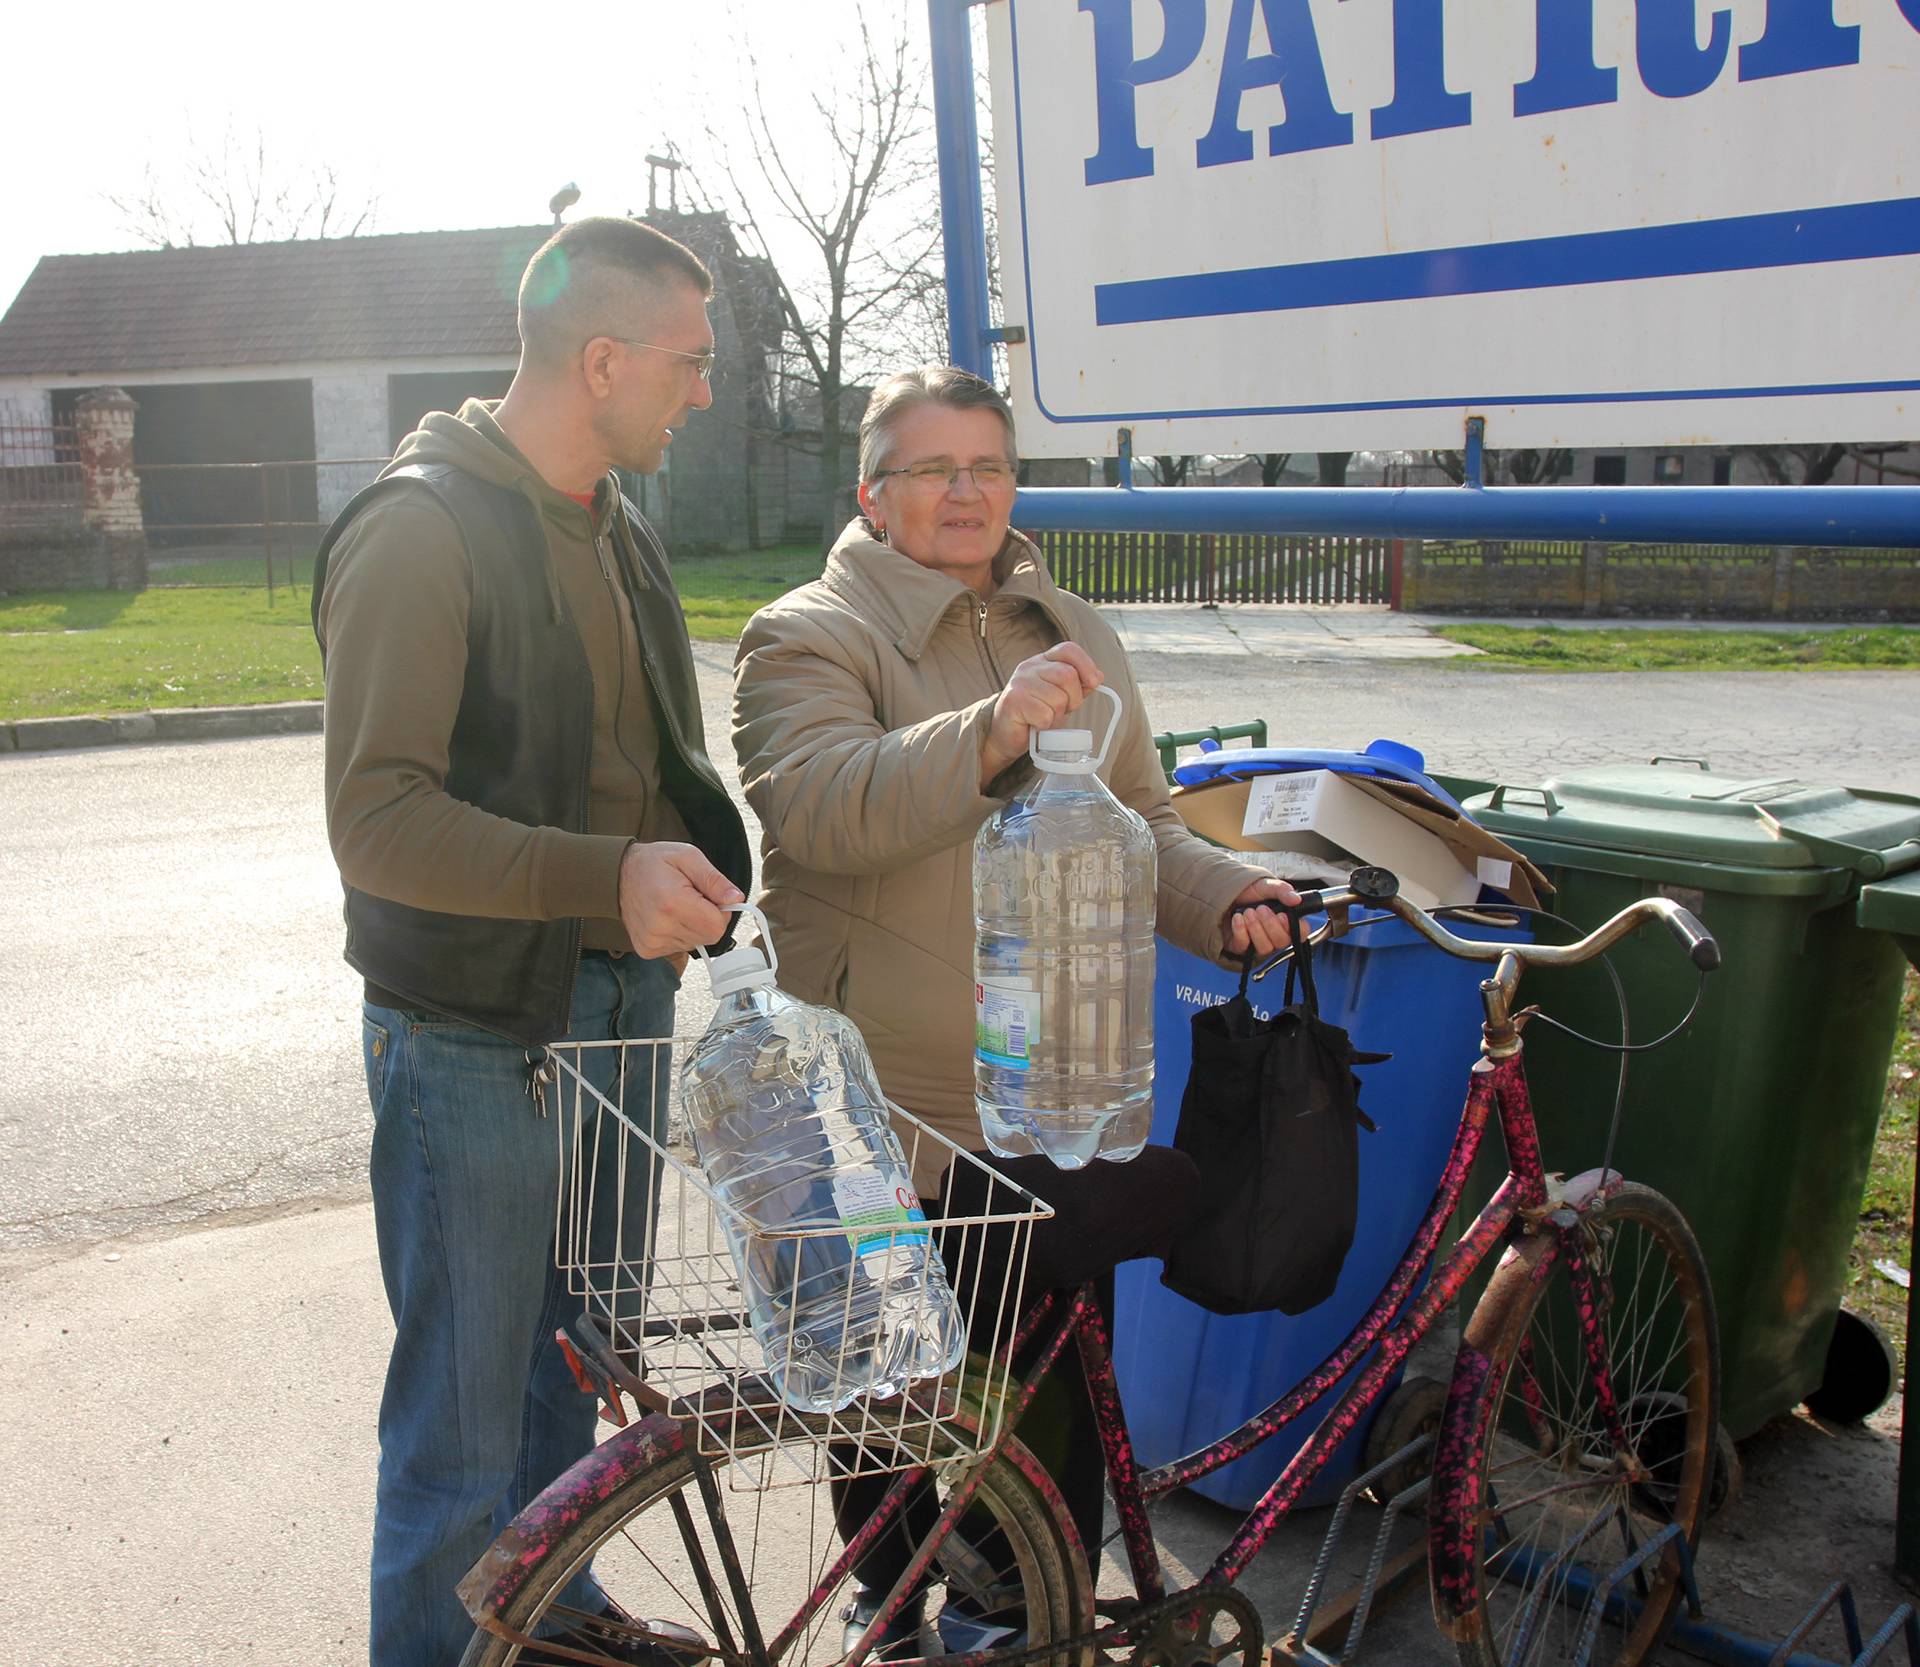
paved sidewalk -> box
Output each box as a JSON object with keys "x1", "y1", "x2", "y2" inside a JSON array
[{"x1": 1100, "y1": 603, "x2": 1483, "y2": 660}]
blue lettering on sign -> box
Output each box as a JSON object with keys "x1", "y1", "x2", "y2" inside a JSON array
[
  {"x1": 1373, "y1": 0, "x2": 1473, "y2": 139},
  {"x1": 1080, "y1": 0, "x2": 1207, "y2": 184},
  {"x1": 1637, "y1": 0, "x2": 1733, "y2": 99},
  {"x1": 1513, "y1": 0, "x2": 1619, "y2": 116},
  {"x1": 1740, "y1": 0, "x2": 1861, "y2": 79},
  {"x1": 1079, "y1": 0, "x2": 1902, "y2": 186},
  {"x1": 1196, "y1": 0, "x2": 1353, "y2": 167}
]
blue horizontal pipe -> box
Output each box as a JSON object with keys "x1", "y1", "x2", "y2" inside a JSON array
[{"x1": 1010, "y1": 486, "x2": 1920, "y2": 549}]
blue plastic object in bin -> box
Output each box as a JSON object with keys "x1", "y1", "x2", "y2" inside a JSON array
[
  {"x1": 1170, "y1": 738, "x2": 1466, "y2": 815},
  {"x1": 1112, "y1": 908, "x2": 1529, "y2": 1509}
]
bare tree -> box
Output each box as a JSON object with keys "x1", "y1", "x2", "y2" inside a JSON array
[
  {"x1": 880, "y1": 20, "x2": 1008, "y2": 379},
  {"x1": 1733, "y1": 444, "x2": 1847, "y2": 485},
  {"x1": 107, "y1": 124, "x2": 379, "y2": 248},
  {"x1": 1501, "y1": 447, "x2": 1574, "y2": 485},
  {"x1": 697, "y1": 5, "x2": 941, "y2": 548}
]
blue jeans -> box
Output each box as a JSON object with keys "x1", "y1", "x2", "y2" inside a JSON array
[{"x1": 363, "y1": 952, "x2": 677, "y2": 1667}]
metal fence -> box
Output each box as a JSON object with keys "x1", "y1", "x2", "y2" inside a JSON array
[
  {"x1": 136, "y1": 457, "x2": 387, "y2": 598},
  {"x1": 0, "y1": 422, "x2": 84, "y2": 539},
  {"x1": 1032, "y1": 526, "x2": 1918, "y2": 617},
  {"x1": 1035, "y1": 528, "x2": 1398, "y2": 604}
]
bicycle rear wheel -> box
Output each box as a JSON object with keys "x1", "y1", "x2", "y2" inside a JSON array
[
  {"x1": 1433, "y1": 1180, "x2": 1718, "y2": 1667},
  {"x1": 457, "y1": 1409, "x2": 1093, "y2": 1667}
]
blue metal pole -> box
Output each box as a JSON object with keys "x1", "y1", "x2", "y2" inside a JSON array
[
  {"x1": 928, "y1": 0, "x2": 993, "y2": 378},
  {"x1": 1009, "y1": 484, "x2": 1920, "y2": 549}
]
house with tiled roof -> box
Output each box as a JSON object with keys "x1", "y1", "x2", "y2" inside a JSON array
[{"x1": 0, "y1": 212, "x2": 784, "y2": 551}]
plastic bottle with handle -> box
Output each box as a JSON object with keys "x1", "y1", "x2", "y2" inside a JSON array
[
  {"x1": 973, "y1": 686, "x2": 1158, "y2": 1168},
  {"x1": 678, "y1": 905, "x2": 965, "y2": 1413}
]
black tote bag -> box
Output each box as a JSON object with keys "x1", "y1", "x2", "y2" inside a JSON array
[{"x1": 1161, "y1": 913, "x2": 1385, "y2": 1317}]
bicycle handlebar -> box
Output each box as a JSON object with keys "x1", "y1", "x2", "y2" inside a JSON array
[{"x1": 1286, "y1": 865, "x2": 1722, "y2": 974}]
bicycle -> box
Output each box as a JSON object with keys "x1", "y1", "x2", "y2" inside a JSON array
[{"x1": 457, "y1": 867, "x2": 1724, "y2": 1667}]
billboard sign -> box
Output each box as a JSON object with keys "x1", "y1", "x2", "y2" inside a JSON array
[{"x1": 987, "y1": 0, "x2": 1920, "y2": 456}]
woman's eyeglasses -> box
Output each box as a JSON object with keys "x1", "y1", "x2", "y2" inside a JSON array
[
  {"x1": 871, "y1": 461, "x2": 1017, "y2": 490},
  {"x1": 608, "y1": 337, "x2": 717, "y2": 381}
]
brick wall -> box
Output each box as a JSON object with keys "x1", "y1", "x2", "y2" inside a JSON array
[{"x1": 0, "y1": 531, "x2": 141, "y2": 592}]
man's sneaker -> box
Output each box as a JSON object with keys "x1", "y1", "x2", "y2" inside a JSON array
[
  {"x1": 516, "y1": 1602, "x2": 709, "y2": 1667},
  {"x1": 936, "y1": 1597, "x2": 1027, "y2": 1655},
  {"x1": 839, "y1": 1585, "x2": 928, "y2": 1661}
]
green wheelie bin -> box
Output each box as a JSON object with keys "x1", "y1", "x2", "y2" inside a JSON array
[{"x1": 1454, "y1": 761, "x2": 1920, "y2": 1441}]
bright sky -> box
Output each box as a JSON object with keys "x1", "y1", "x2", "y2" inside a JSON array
[{"x1": 0, "y1": 0, "x2": 934, "y2": 317}]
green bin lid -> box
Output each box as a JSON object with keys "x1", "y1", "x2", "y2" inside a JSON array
[
  {"x1": 1465, "y1": 764, "x2": 1920, "y2": 880},
  {"x1": 1859, "y1": 870, "x2": 1920, "y2": 939}
]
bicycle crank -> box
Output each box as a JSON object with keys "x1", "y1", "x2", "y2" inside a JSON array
[{"x1": 1125, "y1": 1588, "x2": 1264, "y2": 1667}]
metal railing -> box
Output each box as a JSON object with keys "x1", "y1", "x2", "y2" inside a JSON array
[
  {"x1": 1035, "y1": 527, "x2": 1398, "y2": 605},
  {"x1": 134, "y1": 456, "x2": 388, "y2": 600},
  {"x1": 0, "y1": 424, "x2": 84, "y2": 539}
]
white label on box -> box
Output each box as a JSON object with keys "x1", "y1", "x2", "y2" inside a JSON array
[
  {"x1": 1243, "y1": 773, "x2": 1322, "y2": 837},
  {"x1": 1476, "y1": 857, "x2": 1514, "y2": 890}
]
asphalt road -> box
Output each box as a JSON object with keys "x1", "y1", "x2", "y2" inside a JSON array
[{"x1": 5, "y1": 641, "x2": 1918, "y2": 1262}]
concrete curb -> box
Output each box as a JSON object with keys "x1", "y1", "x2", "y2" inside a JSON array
[{"x1": 2, "y1": 700, "x2": 323, "y2": 755}]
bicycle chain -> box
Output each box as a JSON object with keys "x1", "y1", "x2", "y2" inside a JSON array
[{"x1": 1125, "y1": 1587, "x2": 1265, "y2": 1667}]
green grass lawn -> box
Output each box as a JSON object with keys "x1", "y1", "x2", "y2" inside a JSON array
[
  {"x1": 674, "y1": 544, "x2": 824, "y2": 639},
  {"x1": 149, "y1": 547, "x2": 318, "y2": 588},
  {"x1": 0, "y1": 585, "x2": 324, "y2": 719},
  {"x1": 0, "y1": 543, "x2": 825, "y2": 721},
  {"x1": 1437, "y1": 623, "x2": 1920, "y2": 670}
]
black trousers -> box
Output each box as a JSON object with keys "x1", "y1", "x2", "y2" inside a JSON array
[{"x1": 831, "y1": 1145, "x2": 1200, "y2": 1596}]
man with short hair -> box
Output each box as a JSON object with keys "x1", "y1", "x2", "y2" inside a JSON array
[{"x1": 313, "y1": 216, "x2": 752, "y2": 1667}]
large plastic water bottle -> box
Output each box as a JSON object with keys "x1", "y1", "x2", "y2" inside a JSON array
[
  {"x1": 679, "y1": 908, "x2": 965, "y2": 1413},
  {"x1": 973, "y1": 686, "x2": 1157, "y2": 1169}
]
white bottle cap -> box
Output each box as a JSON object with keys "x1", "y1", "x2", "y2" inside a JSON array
[
  {"x1": 1035, "y1": 728, "x2": 1093, "y2": 755},
  {"x1": 1034, "y1": 727, "x2": 1096, "y2": 771},
  {"x1": 705, "y1": 942, "x2": 778, "y2": 998}
]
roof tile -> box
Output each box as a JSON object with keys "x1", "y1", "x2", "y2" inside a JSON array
[{"x1": 0, "y1": 224, "x2": 551, "y2": 374}]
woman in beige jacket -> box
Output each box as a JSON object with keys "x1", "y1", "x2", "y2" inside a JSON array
[{"x1": 731, "y1": 365, "x2": 1294, "y2": 1656}]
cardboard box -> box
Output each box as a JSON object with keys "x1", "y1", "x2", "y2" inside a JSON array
[{"x1": 1172, "y1": 769, "x2": 1548, "y2": 911}]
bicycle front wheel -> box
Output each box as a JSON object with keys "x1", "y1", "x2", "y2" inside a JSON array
[
  {"x1": 1434, "y1": 1180, "x2": 1719, "y2": 1667},
  {"x1": 457, "y1": 1410, "x2": 1093, "y2": 1667}
]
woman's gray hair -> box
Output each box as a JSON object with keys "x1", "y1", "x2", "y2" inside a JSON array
[{"x1": 857, "y1": 366, "x2": 1018, "y2": 483}]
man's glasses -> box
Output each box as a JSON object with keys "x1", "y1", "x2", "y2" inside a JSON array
[
  {"x1": 608, "y1": 337, "x2": 716, "y2": 382},
  {"x1": 871, "y1": 460, "x2": 1017, "y2": 491}
]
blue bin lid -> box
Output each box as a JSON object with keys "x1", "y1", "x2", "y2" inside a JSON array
[{"x1": 1172, "y1": 738, "x2": 1466, "y2": 813}]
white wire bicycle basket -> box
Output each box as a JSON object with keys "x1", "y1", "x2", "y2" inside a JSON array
[{"x1": 549, "y1": 1036, "x2": 1054, "y2": 1490}]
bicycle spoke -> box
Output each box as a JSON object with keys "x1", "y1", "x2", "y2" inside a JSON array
[{"x1": 1455, "y1": 1188, "x2": 1715, "y2": 1667}]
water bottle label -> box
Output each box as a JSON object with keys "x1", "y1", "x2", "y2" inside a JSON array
[
  {"x1": 830, "y1": 1170, "x2": 931, "y2": 1264},
  {"x1": 975, "y1": 976, "x2": 1039, "y2": 1071}
]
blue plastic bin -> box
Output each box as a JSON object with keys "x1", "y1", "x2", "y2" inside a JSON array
[{"x1": 1112, "y1": 910, "x2": 1529, "y2": 1509}]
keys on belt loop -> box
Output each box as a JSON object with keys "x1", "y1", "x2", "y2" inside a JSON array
[{"x1": 526, "y1": 1047, "x2": 556, "y2": 1118}]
